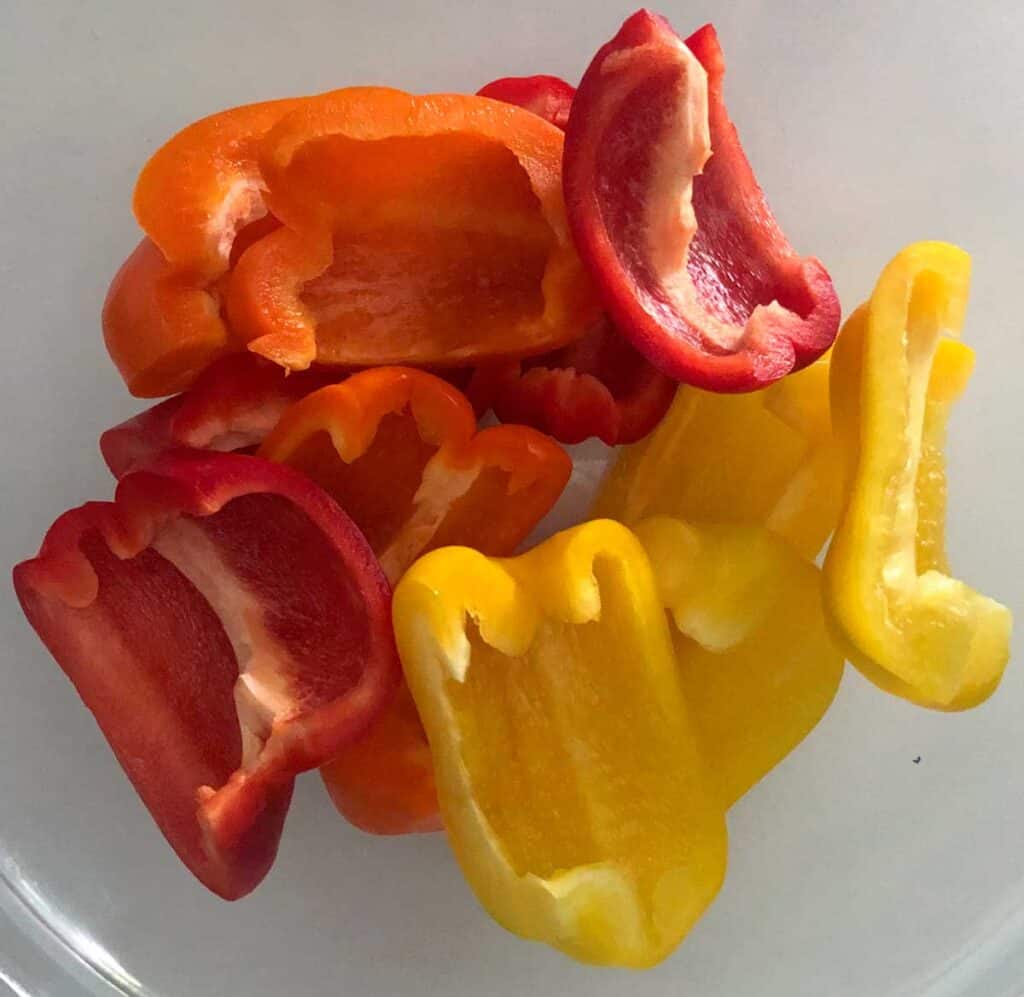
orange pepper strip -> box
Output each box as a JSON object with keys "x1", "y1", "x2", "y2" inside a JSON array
[
  {"x1": 104, "y1": 99, "x2": 303, "y2": 397},
  {"x1": 258, "y1": 367, "x2": 571, "y2": 834},
  {"x1": 227, "y1": 87, "x2": 598, "y2": 371}
]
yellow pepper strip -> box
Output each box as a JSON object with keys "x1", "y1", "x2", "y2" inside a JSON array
[
  {"x1": 393, "y1": 520, "x2": 727, "y2": 968},
  {"x1": 635, "y1": 516, "x2": 844, "y2": 807},
  {"x1": 824, "y1": 241, "x2": 1012, "y2": 710},
  {"x1": 592, "y1": 358, "x2": 843, "y2": 558}
]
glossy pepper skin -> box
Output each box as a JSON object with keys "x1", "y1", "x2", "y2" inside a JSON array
[
  {"x1": 478, "y1": 75, "x2": 576, "y2": 131},
  {"x1": 593, "y1": 357, "x2": 842, "y2": 559},
  {"x1": 393, "y1": 520, "x2": 727, "y2": 968},
  {"x1": 226, "y1": 87, "x2": 597, "y2": 372},
  {"x1": 473, "y1": 75, "x2": 675, "y2": 445},
  {"x1": 563, "y1": 13, "x2": 840, "y2": 392},
  {"x1": 824, "y1": 242, "x2": 1012, "y2": 710},
  {"x1": 104, "y1": 98, "x2": 305, "y2": 396},
  {"x1": 100, "y1": 354, "x2": 337, "y2": 478},
  {"x1": 636, "y1": 517, "x2": 843, "y2": 807},
  {"x1": 259, "y1": 367, "x2": 571, "y2": 835},
  {"x1": 13, "y1": 450, "x2": 400, "y2": 899}
]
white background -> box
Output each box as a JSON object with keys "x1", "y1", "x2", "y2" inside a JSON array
[{"x1": 1, "y1": 2, "x2": 1021, "y2": 994}]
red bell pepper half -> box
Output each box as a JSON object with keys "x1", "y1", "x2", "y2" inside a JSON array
[
  {"x1": 13, "y1": 450, "x2": 399, "y2": 899},
  {"x1": 563, "y1": 12, "x2": 840, "y2": 392},
  {"x1": 100, "y1": 354, "x2": 338, "y2": 478},
  {"x1": 475, "y1": 74, "x2": 676, "y2": 444}
]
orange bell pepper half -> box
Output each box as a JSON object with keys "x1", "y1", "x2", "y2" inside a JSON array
[
  {"x1": 227, "y1": 87, "x2": 597, "y2": 370},
  {"x1": 258, "y1": 367, "x2": 571, "y2": 834},
  {"x1": 105, "y1": 98, "x2": 304, "y2": 396}
]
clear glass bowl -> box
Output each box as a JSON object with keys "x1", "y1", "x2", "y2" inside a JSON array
[{"x1": 2, "y1": 1, "x2": 1021, "y2": 994}]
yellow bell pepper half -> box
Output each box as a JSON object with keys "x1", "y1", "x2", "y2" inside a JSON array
[
  {"x1": 824, "y1": 241, "x2": 1012, "y2": 710},
  {"x1": 393, "y1": 520, "x2": 727, "y2": 968},
  {"x1": 635, "y1": 516, "x2": 844, "y2": 808},
  {"x1": 593, "y1": 359, "x2": 843, "y2": 559}
]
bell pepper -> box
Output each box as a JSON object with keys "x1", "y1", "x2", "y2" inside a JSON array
[
  {"x1": 635, "y1": 517, "x2": 843, "y2": 807},
  {"x1": 104, "y1": 98, "x2": 305, "y2": 397},
  {"x1": 563, "y1": 13, "x2": 840, "y2": 392},
  {"x1": 477, "y1": 75, "x2": 576, "y2": 131},
  {"x1": 593, "y1": 357, "x2": 842, "y2": 558},
  {"x1": 225, "y1": 87, "x2": 598, "y2": 371},
  {"x1": 824, "y1": 242, "x2": 1012, "y2": 710},
  {"x1": 468, "y1": 312, "x2": 677, "y2": 446},
  {"x1": 258, "y1": 366, "x2": 571, "y2": 835},
  {"x1": 392, "y1": 520, "x2": 727, "y2": 968},
  {"x1": 13, "y1": 450, "x2": 400, "y2": 899},
  {"x1": 473, "y1": 76, "x2": 675, "y2": 445},
  {"x1": 100, "y1": 354, "x2": 336, "y2": 478}
]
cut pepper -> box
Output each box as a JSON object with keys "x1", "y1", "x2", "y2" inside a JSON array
[
  {"x1": 468, "y1": 314, "x2": 676, "y2": 446},
  {"x1": 824, "y1": 242, "x2": 1012, "y2": 710},
  {"x1": 105, "y1": 98, "x2": 305, "y2": 397},
  {"x1": 474, "y1": 74, "x2": 675, "y2": 445},
  {"x1": 393, "y1": 520, "x2": 727, "y2": 968},
  {"x1": 101, "y1": 354, "x2": 337, "y2": 478},
  {"x1": 226, "y1": 87, "x2": 597, "y2": 371},
  {"x1": 563, "y1": 13, "x2": 840, "y2": 391},
  {"x1": 593, "y1": 357, "x2": 842, "y2": 558},
  {"x1": 259, "y1": 367, "x2": 571, "y2": 835},
  {"x1": 635, "y1": 517, "x2": 843, "y2": 807},
  {"x1": 477, "y1": 75, "x2": 576, "y2": 131},
  {"x1": 13, "y1": 450, "x2": 399, "y2": 899}
]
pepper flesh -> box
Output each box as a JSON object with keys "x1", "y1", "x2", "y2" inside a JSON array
[
  {"x1": 105, "y1": 98, "x2": 305, "y2": 397},
  {"x1": 593, "y1": 357, "x2": 842, "y2": 558},
  {"x1": 824, "y1": 242, "x2": 1012, "y2": 710},
  {"x1": 226, "y1": 87, "x2": 597, "y2": 371},
  {"x1": 393, "y1": 520, "x2": 727, "y2": 968},
  {"x1": 563, "y1": 13, "x2": 840, "y2": 391},
  {"x1": 13, "y1": 450, "x2": 399, "y2": 898},
  {"x1": 473, "y1": 74, "x2": 675, "y2": 445},
  {"x1": 259, "y1": 367, "x2": 571, "y2": 834},
  {"x1": 101, "y1": 354, "x2": 337, "y2": 478},
  {"x1": 635, "y1": 517, "x2": 843, "y2": 807},
  {"x1": 477, "y1": 75, "x2": 576, "y2": 131},
  {"x1": 468, "y1": 315, "x2": 676, "y2": 445}
]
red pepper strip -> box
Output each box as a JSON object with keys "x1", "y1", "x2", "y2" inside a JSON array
[
  {"x1": 100, "y1": 354, "x2": 338, "y2": 478},
  {"x1": 477, "y1": 75, "x2": 576, "y2": 131},
  {"x1": 258, "y1": 368, "x2": 570, "y2": 835},
  {"x1": 468, "y1": 316, "x2": 677, "y2": 444},
  {"x1": 13, "y1": 450, "x2": 399, "y2": 898},
  {"x1": 563, "y1": 13, "x2": 840, "y2": 392}
]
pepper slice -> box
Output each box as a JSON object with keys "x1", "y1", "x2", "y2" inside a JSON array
[
  {"x1": 636, "y1": 517, "x2": 843, "y2": 807},
  {"x1": 393, "y1": 520, "x2": 727, "y2": 967},
  {"x1": 473, "y1": 75, "x2": 676, "y2": 445},
  {"x1": 593, "y1": 357, "x2": 842, "y2": 558},
  {"x1": 101, "y1": 354, "x2": 337, "y2": 478},
  {"x1": 258, "y1": 367, "x2": 571, "y2": 834},
  {"x1": 105, "y1": 98, "x2": 305, "y2": 397},
  {"x1": 13, "y1": 450, "x2": 399, "y2": 899},
  {"x1": 563, "y1": 13, "x2": 840, "y2": 391},
  {"x1": 477, "y1": 75, "x2": 576, "y2": 131},
  {"x1": 226, "y1": 87, "x2": 597, "y2": 371},
  {"x1": 824, "y1": 242, "x2": 1012, "y2": 710}
]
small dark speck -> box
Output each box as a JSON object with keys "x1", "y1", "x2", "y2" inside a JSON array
[{"x1": 913, "y1": 756, "x2": 922, "y2": 765}]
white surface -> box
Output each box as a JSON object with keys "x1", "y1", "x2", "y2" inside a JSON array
[{"x1": 1, "y1": 1, "x2": 1022, "y2": 995}]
